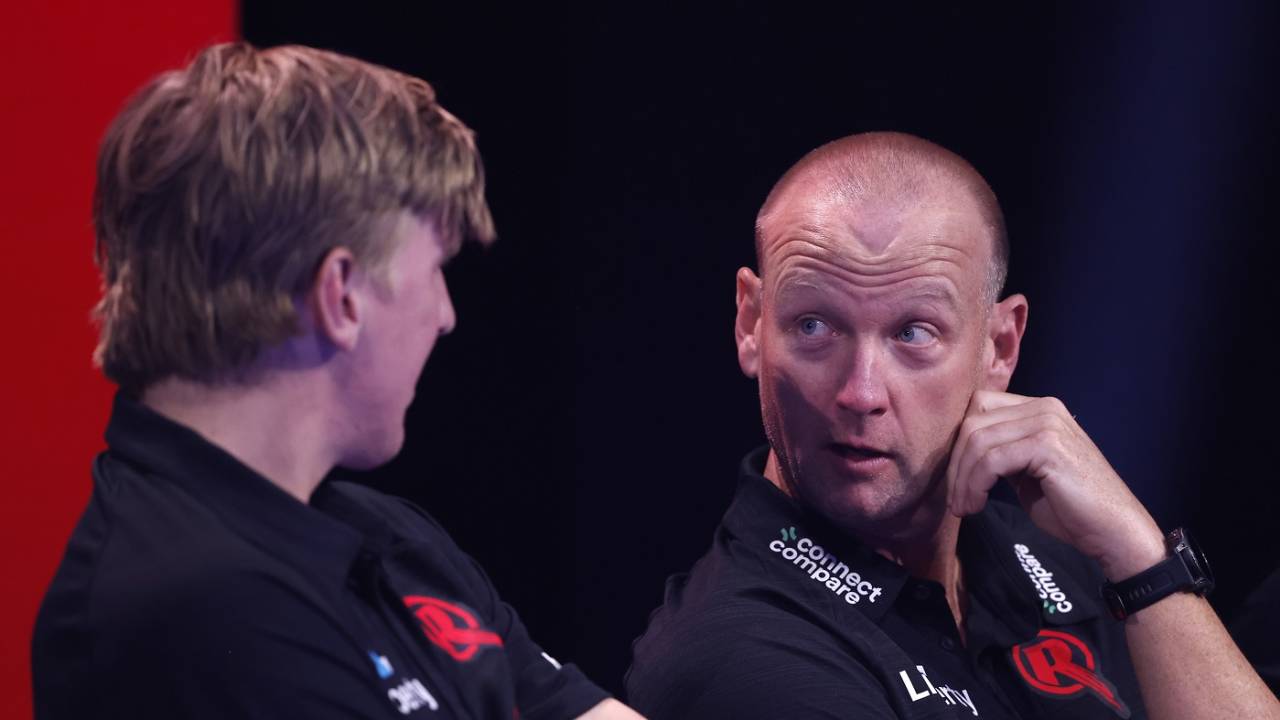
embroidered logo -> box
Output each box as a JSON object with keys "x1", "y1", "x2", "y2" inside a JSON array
[
  {"x1": 1012, "y1": 629, "x2": 1130, "y2": 718},
  {"x1": 898, "y1": 663, "x2": 979, "y2": 716},
  {"x1": 403, "y1": 595, "x2": 504, "y2": 662},
  {"x1": 1013, "y1": 543, "x2": 1074, "y2": 614},
  {"x1": 768, "y1": 526, "x2": 883, "y2": 605},
  {"x1": 368, "y1": 650, "x2": 395, "y2": 679},
  {"x1": 388, "y1": 678, "x2": 439, "y2": 714}
]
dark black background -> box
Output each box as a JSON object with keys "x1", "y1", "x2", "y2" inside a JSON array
[{"x1": 244, "y1": 2, "x2": 1280, "y2": 697}]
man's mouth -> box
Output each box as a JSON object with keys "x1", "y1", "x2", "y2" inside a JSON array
[{"x1": 829, "y1": 442, "x2": 894, "y2": 461}]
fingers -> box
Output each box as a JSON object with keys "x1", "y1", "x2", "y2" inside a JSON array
[
  {"x1": 945, "y1": 392, "x2": 1048, "y2": 490},
  {"x1": 947, "y1": 392, "x2": 1075, "y2": 517},
  {"x1": 950, "y1": 433, "x2": 1052, "y2": 516},
  {"x1": 948, "y1": 413, "x2": 1062, "y2": 516}
]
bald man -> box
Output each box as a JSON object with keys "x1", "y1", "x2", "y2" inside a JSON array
[{"x1": 625, "y1": 133, "x2": 1278, "y2": 719}]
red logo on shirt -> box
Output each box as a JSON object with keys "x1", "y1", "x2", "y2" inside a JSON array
[
  {"x1": 1012, "y1": 629, "x2": 1130, "y2": 718},
  {"x1": 403, "y1": 595, "x2": 504, "y2": 662}
]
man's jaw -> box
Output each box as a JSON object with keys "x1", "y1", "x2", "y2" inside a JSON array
[{"x1": 806, "y1": 448, "x2": 956, "y2": 549}]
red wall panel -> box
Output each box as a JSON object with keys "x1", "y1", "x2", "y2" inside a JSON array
[{"x1": 0, "y1": 2, "x2": 236, "y2": 715}]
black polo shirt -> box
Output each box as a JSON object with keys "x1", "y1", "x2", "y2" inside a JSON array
[
  {"x1": 32, "y1": 395, "x2": 608, "y2": 719},
  {"x1": 626, "y1": 447, "x2": 1146, "y2": 719}
]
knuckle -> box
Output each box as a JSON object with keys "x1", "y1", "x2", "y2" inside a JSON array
[
  {"x1": 1042, "y1": 395, "x2": 1068, "y2": 415},
  {"x1": 1033, "y1": 428, "x2": 1061, "y2": 451}
]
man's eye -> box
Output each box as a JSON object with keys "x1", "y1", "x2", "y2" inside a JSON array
[
  {"x1": 799, "y1": 318, "x2": 833, "y2": 337},
  {"x1": 897, "y1": 325, "x2": 935, "y2": 345}
]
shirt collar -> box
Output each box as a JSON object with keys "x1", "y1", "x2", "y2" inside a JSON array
[
  {"x1": 103, "y1": 393, "x2": 369, "y2": 591},
  {"x1": 725, "y1": 445, "x2": 1099, "y2": 636},
  {"x1": 724, "y1": 446, "x2": 909, "y2": 623},
  {"x1": 959, "y1": 502, "x2": 1101, "y2": 640}
]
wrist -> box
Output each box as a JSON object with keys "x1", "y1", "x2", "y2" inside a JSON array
[
  {"x1": 1098, "y1": 526, "x2": 1167, "y2": 581},
  {"x1": 1100, "y1": 527, "x2": 1215, "y2": 621}
]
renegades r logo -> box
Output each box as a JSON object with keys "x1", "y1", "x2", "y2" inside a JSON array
[
  {"x1": 403, "y1": 595, "x2": 504, "y2": 662},
  {"x1": 1011, "y1": 629, "x2": 1130, "y2": 718}
]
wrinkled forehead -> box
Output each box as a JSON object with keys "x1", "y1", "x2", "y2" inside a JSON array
[{"x1": 757, "y1": 188, "x2": 991, "y2": 305}]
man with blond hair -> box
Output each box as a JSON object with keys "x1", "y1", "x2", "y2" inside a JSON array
[
  {"x1": 33, "y1": 43, "x2": 640, "y2": 720},
  {"x1": 626, "y1": 132, "x2": 1278, "y2": 718}
]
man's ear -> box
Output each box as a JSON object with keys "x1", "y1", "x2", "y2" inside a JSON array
[
  {"x1": 735, "y1": 267, "x2": 764, "y2": 378},
  {"x1": 982, "y1": 293, "x2": 1028, "y2": 391},
  {"x1": 308, "y1": 247, "x2": 362, "y2": 352}
]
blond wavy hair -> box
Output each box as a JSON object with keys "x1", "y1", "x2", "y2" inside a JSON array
[{"x1": 92, "y1": 42, "x2": 495, "y2": 393}]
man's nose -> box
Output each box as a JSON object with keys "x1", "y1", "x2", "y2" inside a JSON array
[{"x1": 834, "y1": 341, "x2": 889, "y2": 417}]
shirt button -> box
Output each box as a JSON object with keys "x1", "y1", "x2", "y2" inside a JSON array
[{"x1": 940, "y1": 636, "x2": 957, "y2": 652}]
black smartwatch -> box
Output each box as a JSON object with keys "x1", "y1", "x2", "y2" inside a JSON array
[{"x1": 1100, "y1": 527, "x2": 1214, "y2": 621}]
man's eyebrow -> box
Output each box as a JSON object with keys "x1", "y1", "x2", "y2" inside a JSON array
[{"x1": 906, "y1": 285, "x2": 962, "y2": 310}]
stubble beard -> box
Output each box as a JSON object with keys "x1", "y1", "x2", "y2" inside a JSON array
[{"x1": 771, "y1": 428, "x2": 951, "y2": 549}]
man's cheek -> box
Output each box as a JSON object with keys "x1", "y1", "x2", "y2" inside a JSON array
[
  {"x1": 765, "y1": 364, "x2": 831, "y2": 440},
  {"x1": 914, "y1": 361, "x2": 975, "y2": 414},
  {"x1": 914, "y1": 377, "x2": 972, "y2": 463}
]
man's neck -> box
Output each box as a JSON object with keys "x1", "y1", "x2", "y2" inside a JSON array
[
  {"x1": 869, "y1": 512, "x2": 961, "y2": 585},
  {"x1": 872, "y1": 513, "x2": 968, "y2": 642},
  {"x1": 141, "y1": 375, "x2": 335, "y2": 503}
]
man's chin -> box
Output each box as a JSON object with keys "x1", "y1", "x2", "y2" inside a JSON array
[
  {"x1": 815, "y1": 481, "x2": 947, "y2": 546},
  {"x1": 341, "y1": 433, "x2": 405, "y2": 472}
]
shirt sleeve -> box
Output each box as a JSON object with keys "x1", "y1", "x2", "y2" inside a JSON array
[
  {"x1": 627, "y1": 602, "x2": 900, "y2": 720},
  {"x1": 389, "y1": 496, "x2": 611, "y2": 720},
  {"x1": 464, "y1": 554, "x2": 611, "y2": 720}
]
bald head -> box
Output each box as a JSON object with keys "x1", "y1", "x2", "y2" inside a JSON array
[{"x1": 756, "y1": 132, "x2": 1008, "y2": 303}]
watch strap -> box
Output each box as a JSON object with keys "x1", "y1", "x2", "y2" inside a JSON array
[{"x1": 1101, "y1": 528, "x2": 1211, "y2": 621}]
